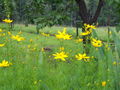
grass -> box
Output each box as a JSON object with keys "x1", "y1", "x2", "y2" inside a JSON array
[{"x1": 0, "y1": 23, "x2": 120, "y2": 90}]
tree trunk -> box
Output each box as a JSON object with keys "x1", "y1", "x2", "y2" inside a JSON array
[
  {"x1": 89, "y1": 0, "x2": 104, "y2": 24},
  {"x1": 75, "y1": 0, "x2": 104, "y2": 53},
  {"x1": 75, "y1": 0, "x2": 104, "y2": 24}
]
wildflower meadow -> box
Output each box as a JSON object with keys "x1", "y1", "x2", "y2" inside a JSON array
[
  {"x1": 0, "y1": 0, "x2": 120, "y2": 90},
  {"x1": 0, "y1": 21, "x2": 120, "y2": 90}
]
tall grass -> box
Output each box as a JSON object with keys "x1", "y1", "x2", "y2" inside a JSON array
[{"x1": 0, "y1": 24, "x2": 119, "y2": 90}]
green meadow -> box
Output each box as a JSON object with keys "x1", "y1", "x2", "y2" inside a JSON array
[{"x1": 0, "y1": 24, "x2": 120, "y2": 90}]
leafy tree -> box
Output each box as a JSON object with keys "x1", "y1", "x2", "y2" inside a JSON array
[
  {"x1": 0, "y1": 0, "x2": 118, "y2": 29},
  {"x1": 34, "y1": 0, "x2": 76, "y2": 33},
  {"x1": 0, "y1": 0, "x2": 5, "y2": 20},
  {"x1": 32, "y1": 0, "x2": 105, "y2": 35},
  {"x1": 114, "y1": 0, "x2": 120, "y2": 32}
]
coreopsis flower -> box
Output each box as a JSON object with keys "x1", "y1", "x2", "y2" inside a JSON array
[
  {"x1": 56, "y1": 28, "x2": 66, "y2": 39},
  {"x1": 109, "y1": 31, "x2": 112, "y2": 35},
  {"x1": 80, "y1": 31, "x2": 91, "y2": 36},
  {"x1": 102, "y1": 81, "x2": 106, "y2": 86},
  {"x1": 113, "y1": 61, "x2": 117, "y2": 65},
  {"x1": 18, "y1": 31, "x2": 22, "y2": 34},
  {"x1": 2, "y1": 19, "x2": 13, "y2": 23},
  {"x1": 75, "y1": 53, "x2": 90, "y2": 60},
  {"x1": 91, "y1": 38, "x2": 102, "y2": 47},
  {"x1": 0, "y1": 33, "x2": 5, "y2": 37},
  {"x1": 0, "y1": 60, "x2": 12, "y2": 67},
  {"x1": 56, "y1": 34, "x2": 63, "y2": 39},
  {"x1": 63, "y1": 34, "x2": 72, "y2": 40},
  {"x1": 41, "y1": 48, "x2": 44, "y2": 52},
  {"x1": 30, "y1": 39, "x2": 33, "y2": 43},
  {"x1": 41, "y1": 32, "x2": 50, "y2": 37},
  {"x1": 84, "y1": 23, "x2": 96, "y2": 30},
  {"x1": 8, "y1": 31, "x2": 12, "y2": 35},
  {"x1": 0, "y1": 29, "x2": 3, "y2": 32},
  {"x1": 59, "y1": 47, "x2": 64, "y2": 51},
  {"x1": 75, "y1": 39, "x2": 83, "y2": 43},
  {"x1": 11, "y1": 35, "x2": 25, "y2": 42},
  {"x1": 0, "y1": 43, "x2": 5, "y2": 47},
  {"x1": 80, "y1": 24, "x2": 96, "y2": 36},
  {"x1": 53, "y1": 51, "x2": 68, "y2": 61},
  {"x1": 55, "y1": 28, "x2": 72, "y2": 40}
]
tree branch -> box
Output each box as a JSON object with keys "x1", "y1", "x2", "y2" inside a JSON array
[
  {"x1": 90, "y1": 0, "x2": 104, "y2": 24},
  {"x1": 75, "y1": 0, "x2": 89, "y2": 23}
]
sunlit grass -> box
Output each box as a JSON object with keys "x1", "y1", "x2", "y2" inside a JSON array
[{"x1": 0, "y1": 23, "x2": 119, "y2": 90}]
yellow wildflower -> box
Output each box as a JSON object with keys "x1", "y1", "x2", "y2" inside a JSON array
[
  {"x1": 2, "y1": 19, "x2": 13, "y2": 23},
  {"x1": 59, "y1": 47, "x2": 64, "y2": 51},
  {"x1": 63, "y1": 34, "x2": 72, "y2": 40},
  {"x1": 11, "y1": 35, "x2": 25, "y2": 42},
  {"x1": 0, "y1": 43, "x2": 5, "y2": 47},
  {"x1": 41, "y1": 48, "x2": 44, "y2": 52},
  {"x1": 41, "y1": 32, "x2": 50, "y2": 37},
  {"x1": 30, "y1": 39, "x2": 33, "y2": 43},
  {"x1": 113, "y1": 61, "x2": 117, "y2": 65},
  {"x1": 84, "y1": 23, "x2": 96, "y2": 30},
  {"x1": 109, "y1": 31, "x2": 112, "y2": 35},
  {"x1": 56, "y1": 29, "x2": 66, "y2": 39},
  {"x1": 18, "y1": 31, "x2": 22, "y2": 34},
  {"x1": 80, "y1": 31, "x2": 91, "y2": 36},
  {"x1": 80, "y1": 24, "x2": 96, "y2": 36},
  {"x1": 0, "y1": 60, "x2": 12, "y2": 67},
  {"x1": 102, "y1": 81, "x2": 106, "y2": 87},
  {"x1": 0, "y1": 29, "x2": 3, "y2": 32},
  {"x1": 0, "y1": 33, "x2": 5, "y2": 37},
  {"x1": 84, "y1": 59, "x2": 90, "y2": 62},
  {"x1": 56, "y1": 34, "x2": 63, "y2": 39},
  {"x1": 8, "y1": 31, "x2": 12, "y2": 35},
  {"x1": 75, "y1": 53, "x2": 90, "y2": 60},
  {"x1": 91, "y1": 38, "x2": 102, "y2": 47},
  {"x1": 75, "y1": 39, "x2": 83, "y2": 43},
  {"x1": 55, "y1": 28, "x2": 72, "y2": 40},
  {"x1": 53, "y1": 51, "x2": 68, "y2": 61}
]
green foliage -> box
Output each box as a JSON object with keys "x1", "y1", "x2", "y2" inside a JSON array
[
  {"x1": 0, "y1": 25, "x2": 120, "y2": 89},
  {"x1": 0, "y1": 0, "x2": 119, "y2": 27},
  {"x1": 116, "y1": 25, "x2": 120, "y2": 32},
  {"x1": 34, "y1": 0, "x2": 75, "y2": 29},
  {"x1": 114, "y1": 0, "x2": 120, "y2": 17}
]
